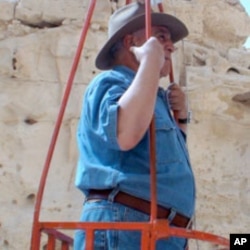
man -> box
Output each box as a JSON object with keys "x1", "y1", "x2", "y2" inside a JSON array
[{"x1": 74, "y1": 2, "x2": 195, "y2": 249}]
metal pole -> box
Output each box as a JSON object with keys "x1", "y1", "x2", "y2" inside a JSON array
[{"x1": 30, "y1": 0, "x2": 97, "y2": 249}]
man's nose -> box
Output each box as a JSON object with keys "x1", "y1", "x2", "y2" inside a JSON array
[{"x1": 164, "y1": 41, "x2": 175, "y2": 53}]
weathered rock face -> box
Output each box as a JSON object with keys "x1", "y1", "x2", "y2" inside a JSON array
[{"x1": 0, "y1": 0, "x2": 249, "y2": 249}]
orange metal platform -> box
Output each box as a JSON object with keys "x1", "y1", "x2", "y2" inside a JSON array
[{"x1": 30, "y1": 1, "x2": 230, "y2": 249}]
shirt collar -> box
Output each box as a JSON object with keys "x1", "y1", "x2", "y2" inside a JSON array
[{"x1": 112, "y1": 65, "x2": 136, "y2": 79}]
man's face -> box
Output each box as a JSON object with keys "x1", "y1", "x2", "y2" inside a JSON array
[{"x1": 131, "y1": 26, "x2": 174, "y2": 77}]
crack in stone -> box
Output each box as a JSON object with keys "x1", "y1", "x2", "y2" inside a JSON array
[
  {"x1": 17, "y1": 19, "x2": 64, "y2": 29},
  {"x1": 232, "y1": 91, "x2": 250, "y2": 104}
]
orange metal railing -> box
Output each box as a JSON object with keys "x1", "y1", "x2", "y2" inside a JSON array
[
  {"x1": 30, "y1": 1, "x2": 230, "y2": 249},
  {"x1": 42, "y1": 229, "x2": 73, "y2": 250},
  {"x1": 30, "y1": 0, "x2": 97, "y2": 248}
]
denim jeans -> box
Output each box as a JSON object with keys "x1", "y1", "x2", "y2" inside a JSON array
[{"x1": 74, "y1": 193, "x2": 187, "y2": 250}]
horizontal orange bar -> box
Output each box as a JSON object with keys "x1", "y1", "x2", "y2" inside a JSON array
[
  {"x1": 39, "y1": 220, "x2": 229, "y2": 247},
  {"x1": 41, "y1": 221, "x2": 150, "y2": 231}
]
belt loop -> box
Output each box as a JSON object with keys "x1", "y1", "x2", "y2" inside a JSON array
[
  {"x1": 186, "y1": 216, "x2": 193, "y2": 229},
  {"x1": 107, "y1": 187, "x2": 120, "y2": 203},
  {"x1": 167, "y1": 208, "x2": 176, "y2": 224}
]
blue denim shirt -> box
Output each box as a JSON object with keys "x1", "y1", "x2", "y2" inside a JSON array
[{"x1": 75, "y1": 65, "x2": 195, "y2": 218}]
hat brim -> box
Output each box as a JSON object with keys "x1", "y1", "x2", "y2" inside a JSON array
[{"x1": 95, "y1": 12, "x2": 188, "y2": 70}]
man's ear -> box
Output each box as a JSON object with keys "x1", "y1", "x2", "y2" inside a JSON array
[{"x1": 123, "y1": 34, "x2": 134, "y2": 49}]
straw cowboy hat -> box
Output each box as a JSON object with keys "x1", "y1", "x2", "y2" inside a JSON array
[{"x1": 95, "y1": 1, "x2": 188, "y2": 70}]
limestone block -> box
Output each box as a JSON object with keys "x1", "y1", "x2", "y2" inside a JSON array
[
  {"x1": 91, "y1": 0, "x2": 112, "y2": 25},
  {"x1": 162, "y1": 0, "x2": 205, "y2": 43},
  {"x1": 177, "y1": 42, "x2": 250, "y2": 79},
  {"x1": 186, "y1": 60, "x2": 250, "y2": 238},
  {"x1": 15, "y1": 0, "x2": 43, "y2": 25},
  {"x1": 202, "y1": 0, "x2": 250, "y2": 51},
  {"x1": 180, "y1": 42, "x2": 229, "y2": 76},
  {"x1": 0, "y1": 23, "x2": 106, "y2": 85},
  {"x1": 0, "y1": 45, "x2": 13, "y2": 75},
  {"x1": 15, "y1": 0, "x2": 79, "y2": 26},
  {"x1": 228, "y1": 48, "x2": 250, "y2": 69},
  {"x1": 189, "y1": 118, "x2": 250, "y2": 237},
  {"x1": 15, "y1": 0, "x2": 112, "y2": 27},
  {"x1": 0, "y1": 0, "x2": 18, "y2": 21}
]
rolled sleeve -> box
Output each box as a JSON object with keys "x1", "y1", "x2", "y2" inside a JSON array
[
  {"x1": 84, "y1": 76, "x2": 126, "y2": 151},
  {"x1": 102, "y1": 102, "x2": 121, "y2": 150}
]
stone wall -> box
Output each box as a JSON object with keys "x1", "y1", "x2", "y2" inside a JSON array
[{"x1": 0, "y1": 0, "x2": 249, "y2": 249}]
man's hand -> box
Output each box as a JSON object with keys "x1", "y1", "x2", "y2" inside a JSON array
[
  {"x1": 130, "y1": 37, "x2": 165, "y2": 75},
  {"x1": 167, "y1": 83, "x2": 189, "y2": 132},
  {"x1": 167, "y1": 83, "x2": 187, "y2": 118}
]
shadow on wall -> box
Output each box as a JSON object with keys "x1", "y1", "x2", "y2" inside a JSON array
[
  {"x1": 226, "y1": 66, "x2": 250, "y2": 106},
  {"x1": 232, "y1": 91, "x2": 250, "y2": 105}
]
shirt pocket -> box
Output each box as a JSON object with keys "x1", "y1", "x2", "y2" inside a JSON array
[{"x1": 155, "y1": 118, "x2": 182, "y2": 168}]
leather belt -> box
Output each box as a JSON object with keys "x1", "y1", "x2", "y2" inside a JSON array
[{"x1": 87, "y1": 189, "x2": 191, "y2": 228}]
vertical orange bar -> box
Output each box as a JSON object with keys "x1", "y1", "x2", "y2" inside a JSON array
[
  {"x1": 158, "y1": 2, "x2": 178, "y2": 121},
  {"x1": 157, "y1": 2, "x2": 174, "y2": 83},
  {"x1": 169, "y1": 61, "x2": 174, "y2": 82},
  {"x1": 85, "y1": 229, "x2": 94, "y2": 250},
  {"x1": 61, "y1": 242, "x2": 70, "y2": 250},
  {"x1": 157, "y1": 3, "x2": 164, "y2": 13},
  {"x1": 145, "y1": 0, "x2": 157, "y2": 222},
  {"x1": 30, "y1": 0, "x2": 97, "y2": 248},
  {"x1": 145, "y1": 1, "x2": 157, "y2": 249},
  {"x1": 141, "y1": 229, "x2": 151, "y2": 250},
  {"x1": 168, "y1": 39, "x2": 178, "y2": 121},
  {"x1": 145, "y1": 0, "x2": 152, "y2": 39},
  {"x1": 47, "y1": 235, "x2": 56, "y2": 250}
]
